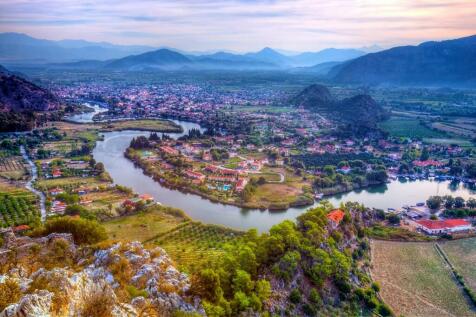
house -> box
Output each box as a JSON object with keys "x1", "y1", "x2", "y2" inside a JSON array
[
  {"x1": 235, "y1": 178, "x2": 248, "y2": 192},
  {"x1": 184, "y1": 170, "x2": 206, "y2": 182},
  {"x1": 327, "y1": 209, "x2": 345, "y2": 228},
  {"x1": 139, "y1": 194, "x2": 154, "y2": 202},
  {"x1": 13, "y1": 224, "x2": 30, "y2": 233},
  {"x1": 49, "y1": 187, "x2": 64, "y2": 196},
  {"x1": 52, "y1": 169, "x2": 62, "y2": 178},
  {"x1": 160, "y1": 146, "x2": 179, "y2": 156},
  {"x1": 416, "y1": 219, "x2": 472, "y2": 235},
  {"x1": 337, "y1": 166, "x2": 351, "y2": 174},
  {"x1": 51, "y1": 201, "x2": 67, "y2": 214}
]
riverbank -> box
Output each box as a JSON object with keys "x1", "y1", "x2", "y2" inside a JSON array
[{"x1": 125, "y1": 148, "x2": 315, "y2": 211}]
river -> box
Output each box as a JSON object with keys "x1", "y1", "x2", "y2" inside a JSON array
[
  {"x1": 92, "y1": 121, "x2": 476, "y2": 232},
  {"x1": 65, "y1": 103, "x2": 108, "y2": 123}
]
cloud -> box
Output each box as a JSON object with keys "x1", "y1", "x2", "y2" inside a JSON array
[{"x1": 0, "y1": 0, "x2": 475, "y2": 51}]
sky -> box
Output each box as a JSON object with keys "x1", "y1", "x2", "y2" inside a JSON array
[{"x1": 1, "y1": 0, "x2": 476, "y2": 52}]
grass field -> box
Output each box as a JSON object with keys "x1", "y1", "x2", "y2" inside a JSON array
[
  {"x1": 371, "y1": 240, "x2": 474, "y2": 317},
  {"x1": 379, "y1": 117, "x2": 447, "y2": 139},
  {"x1": 99, "y1": 119, "x2": 182, "y2": 132},
  {"x1": 35, "y1": 176, "x2": 105, "y2": 191},
  {"x1": 440, "y1": 238, "x2": 476, "y2": 294},
  {"x1": 104, "y1": 207, "x2": 242, "y2": 272}
]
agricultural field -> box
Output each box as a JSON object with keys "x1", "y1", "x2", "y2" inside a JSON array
[
  {"x1": 104, "y1": 206, "x2": 187, "y2": 242},
  {"x1": 431, "y1": 122, "x2": 476, "y2": 139},
  {"x1": 379, "y1": 117, "x2": 448, "y2": 139},
  {"x1": 371, "y1": 240, "x2": 474, "y2": 317},
  {"x1": 35, "y1": 176, "x2": 106, "y2": 191},
  {"x1": 151, "y1": 221, "x2": 242, "y2": 272},
  {"x1": 104, "y1": 206, "x2": 242, "y2": 272},
  {"x1": 440, "y1": 238, "x2": 476, "y2": 294},
  {"x1": 0, "y1": 193, "x2": 39, "y2": 227},
  {"x1": 0, "y1": 156, "x2": 27, "y2": 181}
]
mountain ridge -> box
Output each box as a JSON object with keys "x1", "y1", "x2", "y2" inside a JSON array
[{"x1": 332, "y1": 34, "x2": 476, "y2": 87}]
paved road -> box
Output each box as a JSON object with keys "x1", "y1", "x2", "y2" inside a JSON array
[{"x1": 21, "y1": 146, "x2": 46, "y2": 221}]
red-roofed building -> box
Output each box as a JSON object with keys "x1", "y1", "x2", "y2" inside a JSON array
[
  {"x1": 235, "y1": 178, "x2": 248, "y2": 192},
  {"x1": 412, "y1": 160, "x2": 444, "y2": 168},
  {"x1": 327, "y1": 209, "x2": 345, "y2": 228},
  {"x1": 13, "y1": 224, "x2": 30, "y2": 233},
  {"x1": 416, "y1": 219, "x2": 472, "y2": 235},
  {"x1": 184, "y1": 170, "x2": 206, "y2": 182}
]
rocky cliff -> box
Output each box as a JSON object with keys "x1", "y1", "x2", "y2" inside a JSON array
[{"x1": 0, "y1": 229, "x2": 204, "y2": 316}]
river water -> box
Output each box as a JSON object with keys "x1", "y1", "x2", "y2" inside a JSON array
[
  {"x1": 65, "y1": 103, "x2": 108, "y2": 123},
  {"x1": 91, "y1": 121, "x2": 476, "y2": 232}
]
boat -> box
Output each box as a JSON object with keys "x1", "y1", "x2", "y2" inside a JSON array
[{"x1": 314, "y1": 193, "x2": 324, "y2": 200}]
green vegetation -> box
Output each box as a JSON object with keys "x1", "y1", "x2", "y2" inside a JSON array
[
  {"x1": 32, "y1": 216, "x2": 107, "y2": 245},
  {"x1": 379, "y1": 117, "x2": 447, "y2": 139},
  {"x1": 366, "y1": 225, "x2": 431, "y2": 241},
  {"x1": 0, "y1": 193, "x2": 39, "y2": 227},
  {"x1": 188, "y1": 203, "x2": 387, "y2": 316}
]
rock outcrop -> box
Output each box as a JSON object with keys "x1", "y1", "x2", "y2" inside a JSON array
[{"x1": 0, "y1": 229, "x2": 204, "y2": 316}]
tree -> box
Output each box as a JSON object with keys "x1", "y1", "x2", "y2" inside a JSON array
[
  {"x1": 386, "y1": 213, "x2": 400, "y2": 225},
  {"x1": 420, "y1": 147, "x2": 430, "y2": 161},
  {"x1": 467, "y1": 198, "x2": 476, "y2": 209},
  {"x1": 232, "y1": 270, "x2": 254, "y2": 294},
  {"x1": 454, "y1": 197, "x2": 466, "y2": 209},
  {"x1": 95, "y1": 162, "x2": 105, "y2": 173},
  {"x1": 323, "y1": 165, "x2": 335, "y2": 177},
  {"x1": 466, "y1": 163, "x2": 476, "y2": 178},
  {"x1": 191, "y1": 269, "x2": 223, "y2": 303},
  {"x1": 426, "y1": 196, "x2": 442, "y2": 210},
  {"x1": 444, "y1": 196, "x2": 455, "y2": 209}
]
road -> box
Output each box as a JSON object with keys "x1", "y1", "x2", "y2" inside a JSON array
[{"x1": 21, "y1": 146, "x2": 46, "y2": 221}]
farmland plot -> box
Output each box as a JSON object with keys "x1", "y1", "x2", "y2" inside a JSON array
[
  {"x1": 0, "y1": 157, "x2": 27, "y2": 180},
  {"x1": 371, "y1": 240, "x2": 474, "y2": 317},
  {"x1": 440, "y1": 238, "x2": 476, "y2": 294}
]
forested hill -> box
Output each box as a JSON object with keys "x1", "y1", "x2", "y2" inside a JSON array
[
  {"x1": 332, "y1": 34, "x2": 476, "y2": 87},
  {"x1": 292, "y1": 84, "x2": 388, "y2": 132},
  {"x1": 0, "y1": 65, "x2": 60, "y2": 131}
]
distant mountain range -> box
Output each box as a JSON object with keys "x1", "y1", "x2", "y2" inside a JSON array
[
  {"x1": 0, "y1": 33, "x2": 366, "y2": 69},
  {"x1": 0, "y1": 33, "x2": 155, "y2": 63},
  {"x1": 332, "y1": 34, "x2": 476, "y2": 87}
]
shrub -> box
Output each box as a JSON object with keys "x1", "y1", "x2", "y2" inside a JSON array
[
  {"x1": 34, "y1": 216, "x2": 107, "y2": 245},
  {"x1": 80, "y1": 286, "x2": 115, "y2": 317},
  {"x1": 0, "y1": 279, "x2": 21, "y2": 311},
  {"x1": 289, "y1": 289, "x2": 301, "y2": 304}
]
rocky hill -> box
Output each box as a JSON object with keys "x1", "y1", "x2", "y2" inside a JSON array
[
  {"x1": 332, "y1": 34, "x2": 476, "y2": 87},
  {"x1": 0, "y1": 228, "x2": 204, "y2": 316},
  {"x1": 0, "y1": 65, "x2": 60, "y2": 132},
  {"x1": 292, "y1": 84, "x2": 388, "y2": 132},
  {"x1": 0, "y1": 66, "x2": 58, "y2": 112}
]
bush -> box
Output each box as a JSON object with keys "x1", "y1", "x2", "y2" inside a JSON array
[
  {"x1": 289, "y1": 289, "x2": 301, "y2": 304},
  {"x1": 34, "y1": 216, "x2": 107, "y2": 245},
  {"x1": 0, "y1": 279, "x2": 21, "y2": 311}
]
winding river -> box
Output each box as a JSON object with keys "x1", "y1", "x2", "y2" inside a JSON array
[{"x1": 91, "y1": 120, "x2": 476, "y2": 232}]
